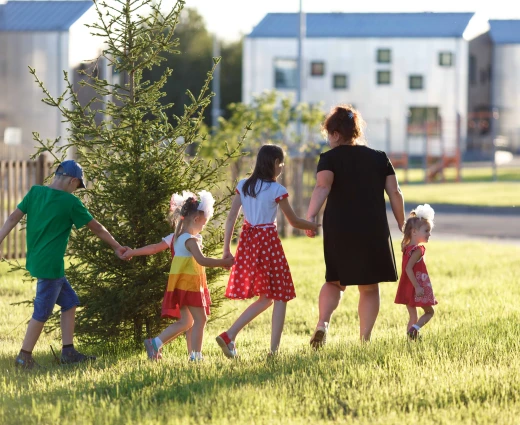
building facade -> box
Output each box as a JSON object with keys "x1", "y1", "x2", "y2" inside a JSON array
[
  {"x1": 243, "y1": 13, "x2": 492, "y2": 155},
  {"x1": 0, "y1": 0, "x2": 103, "y2": 159}
]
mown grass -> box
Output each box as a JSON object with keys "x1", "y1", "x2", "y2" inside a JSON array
[
  {"x1": 395, "y1": 166, "x2": 520, "y2": 184},
  {"x1": 1, "y1": 237, "x2": 519, "y2": 425},
  {"x1": 398, "y1": 181, "x2": 520, "y2": 207}
]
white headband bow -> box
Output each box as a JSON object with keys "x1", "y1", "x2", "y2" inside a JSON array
[{"x1": 414, "y1": 204, "x2": 435, "y2": 221}]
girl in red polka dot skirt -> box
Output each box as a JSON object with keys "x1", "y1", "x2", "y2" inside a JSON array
[
  {"x1": 216, "y1": 145, "x2": 320, "y2": 357},
  {"x1": 394, "y1": 204, "x2": 438, "y2": 340}
]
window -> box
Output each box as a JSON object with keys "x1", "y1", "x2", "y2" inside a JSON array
[
  {"x1": 407, "y1": 107, "x2": 440, "y2": 136},
  {"x1": 469, "y1": 55, "x2": 477, "y2": 85},
  {"x1": 377, "y1": 71, "x2": 391, "y2": 85},
  {"x1": 480, "y1": 69, "x2": 487, "y2": 84},
  {"x1": 311, "y1": 61, "x2": 325, "y2": 76},
  {"x1": 333, "y1": 74, "x2": 348, "y2": 89},
  {"x1": 439, "y1": 52, "x2": 454, "y2": 67},
  {"x1": 274, "y1": 58, "x2": 297, "y2": 89},
  {"x1": 409, "y1": 75, "x2": 424, "y2": 90},
  {"x1": 377, "y1": 49, "x2": 391, "y2": 63}
]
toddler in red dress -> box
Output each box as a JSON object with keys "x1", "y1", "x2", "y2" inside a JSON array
[{"x1": 394, "y1": 204, "x2": 438, "y2": 339}]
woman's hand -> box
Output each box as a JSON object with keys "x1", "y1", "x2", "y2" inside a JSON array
[{"x1": 121, "y1": 248, "x2": 134, "y2": 260}]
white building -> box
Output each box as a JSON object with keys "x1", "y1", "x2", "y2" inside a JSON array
[
  {"x1": 243, "y1": 13, "x2": 492, "y2": 155},
  {"x1": 489, "y1": 20, "x2": 520, "y2": 153},
  {"x1": 0, "y1": 0, "x2": 103, "y2": 159}
]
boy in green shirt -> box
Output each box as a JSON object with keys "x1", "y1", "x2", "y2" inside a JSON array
[{"x1": 0, "y1": 160, "x2": 128, "y2": 369}]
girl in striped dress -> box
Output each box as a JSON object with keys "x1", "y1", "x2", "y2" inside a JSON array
[{"x1": 124, "y1": 191, "x2": 234, "y2": 361}]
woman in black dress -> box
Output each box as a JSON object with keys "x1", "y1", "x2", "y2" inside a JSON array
[{"x1": 306, "y1": 105, "x2": 405, "y2": 344}]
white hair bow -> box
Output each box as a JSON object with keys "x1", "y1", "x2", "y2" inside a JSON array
[{"x1": 414, "y1": 204, "x2": 435, "y2": 221}]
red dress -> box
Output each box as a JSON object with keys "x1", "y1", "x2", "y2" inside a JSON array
[{"x1": 394, "y1": 245, "x2": 437, "y2": 307}]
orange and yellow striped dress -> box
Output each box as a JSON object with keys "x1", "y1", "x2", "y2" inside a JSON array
[{"x1": 161, "y1": 233, "x2": 211, "y2": 319}]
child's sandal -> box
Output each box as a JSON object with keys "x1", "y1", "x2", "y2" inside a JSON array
[{"x1": 216, "y1": 332, "x2": 238, "y2": 359}]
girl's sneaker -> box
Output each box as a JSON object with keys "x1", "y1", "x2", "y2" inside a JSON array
[
  {"x1": 310, "y1": 325, "x2": 328, "y2": 349},
  {"x1": 216, "y1": 332, "x2": 238, "y2": 358},
  {"x1": 189, "y1": 352, "x2": 203, "y2": 362},
  {"x1": 144, "y1": 338, "x2": 161, "y2": 361}
]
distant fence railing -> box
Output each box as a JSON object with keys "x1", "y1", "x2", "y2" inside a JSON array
[{"x1": 0, "y1": 156, "x2": 52, "y2": 259}]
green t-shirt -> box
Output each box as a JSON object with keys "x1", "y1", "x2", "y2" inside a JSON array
[{"x1": 17, "y1": 185, "x2": 93, "y2": 279}]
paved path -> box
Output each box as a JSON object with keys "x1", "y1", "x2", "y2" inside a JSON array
[{"x1": 386, "y1": 203, "x2": 520, "y2": 244}]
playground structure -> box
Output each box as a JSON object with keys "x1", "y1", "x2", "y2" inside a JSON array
[{"x1": 383, "y1": 113, "x2": 462, "y2": 183}]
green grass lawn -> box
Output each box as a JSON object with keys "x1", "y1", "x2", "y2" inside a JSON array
[
  {"x1": 1, "y1": 237, "x2": 520, "y2": 424},
  {"x1": 395, "y1": 166, "x2": 520, "y2": 184},
  {"x1": 397, "y1": 181, "x2": 520, "y2": 207}
]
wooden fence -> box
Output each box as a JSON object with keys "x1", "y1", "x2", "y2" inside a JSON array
[
  {"x1": 0, "y1": 156, "x2": 52, "y2": 259},
  {"x1": 0, "y1": 154, "x2": 320, "y2": 259}
]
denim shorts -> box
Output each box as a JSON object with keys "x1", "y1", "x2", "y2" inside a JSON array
[{"x1": 32, "y1": 277, "x2": 80, "y2": 322}]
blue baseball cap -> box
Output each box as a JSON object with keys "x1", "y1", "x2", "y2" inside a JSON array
[{"x1": 55, "y1": 160, "x2": 86, "y2": 188}]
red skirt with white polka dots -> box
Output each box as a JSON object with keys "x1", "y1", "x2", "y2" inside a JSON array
[{"x1": 225, "y1": 221, "x2": 295, "y2": 301}]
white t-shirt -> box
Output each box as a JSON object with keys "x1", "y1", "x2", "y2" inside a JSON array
[{"x1": 236, "y1": 178, "x2": 288, "y2": 226}]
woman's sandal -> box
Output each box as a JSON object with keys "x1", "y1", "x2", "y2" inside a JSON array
[{"x1": 310, "y1": 326, "x2": 328, "y2": 349}]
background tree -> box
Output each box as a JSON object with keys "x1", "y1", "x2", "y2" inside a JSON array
[
  {"x1": 143, "y1": 7, "x2": 242, "y2": 125},
  {"x1": 27, "y1": 0, "x2": 243, "y2": 344}
]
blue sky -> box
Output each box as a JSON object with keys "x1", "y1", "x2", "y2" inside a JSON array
[{"x1": 186, "y1": 0, "x2": 520, "y2": 41}]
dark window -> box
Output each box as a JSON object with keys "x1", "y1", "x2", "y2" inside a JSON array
[
  {"x1": 333, "y1": 74, "x2": 348, "y2": 89},
  {"x1": 274, "y1": 58, "x2": 297, "y2": 89},
  {"x1": 480, "y1": 69, "x2": 487, "y2": 84},
  {"x1": 439, "y1": 52, "x2": 454, "y2": 67},
  {"x1": 377, "y1": 49, "x2": 391, "y2": 63},
  {"x1": 377, "y1": 71, "x2": 391, "y2": 85},
  {"x1": 469, "y1": 55, "x2": 477, "y2": 85},
  {"x1": 407, "y1": 107, "x2": 440, "y2": 136},
  {"x1": 409, "y1": 75, "x2": 424, "y2": 90},
  {"x1": 311, "y1": 61, "x2": 325, "y2": 76}
]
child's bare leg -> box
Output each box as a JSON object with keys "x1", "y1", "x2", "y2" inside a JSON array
[
  {"x1": 21, "y1": 319, "x2": 45, "y2": 352},
  {"x1": 61, "y1": 306, "x2": 76, "y2": 345},
  {"x1": 406, "y1": 305, "x2": 418, "y2": 331},
  {"x1": 226, "y1": 294, "x2": 273, "y2": 340},
  {"x1": 185, "y1": 328, "x2": 193, "y2": 354},
  {"x1": 158, "y1": 306, "x2": 193, "y2": 343},
  {"x1": 187, "y1": 306, "x2": 207, "y2": 353},
  {"x1": 271, "y1": 301, "x2": 287, "y2": 353},
  {"x1": 416, "y1": 306, "x2": 434, "y2": 328}
]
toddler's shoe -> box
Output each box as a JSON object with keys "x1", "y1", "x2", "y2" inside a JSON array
[
  {"x1": 216, "y1": 332, "x2": 238, "y2": 358},
  {"x1": 61, "y1": 347, "x2": 97, "y2": 364},
  {"x1": 407, "y1": 327, "x2": 421, "y2": 341},
  {"x1": 144, "y1": 338, "x2": 161, "y2": 361},
  {"x1": 310, "y1": 325, "x2": 328, "y2": 349},
  {"x1": 14, "y1": 352, "x2": 40, "y2": 370},
  {"x1": 189, "y1": 352, "x2": 204, "y2": 362}
]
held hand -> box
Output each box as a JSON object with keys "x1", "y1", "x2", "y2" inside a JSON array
[
  {"x1": 222, "y1": 255, "x2": 234, "y2": 268},
  {"x1": 305, "y1": 229, "x2": 316, "y2": 238},
  {"x1": 121, "y1": 248, "x2": 134, "y2": 260},
  {"x1": 116, "y1": 246, "x2": 131, "y2": 260},
  {"x1": 415, "y1": 286, "x2": 425, "y2": 297}
]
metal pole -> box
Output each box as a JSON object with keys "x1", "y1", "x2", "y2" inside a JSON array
[
  {"x1": 296, "y1": 0, "x2": 305, "y2": 140},
  {"x1": 491, "y1": 107, "x2": 498, "y2": 182},
  {"x1": 211, "y1": 35, "x2": 221, "y2": 133}
]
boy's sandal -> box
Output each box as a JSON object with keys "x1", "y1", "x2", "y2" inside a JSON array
[
  {"x1": 310, "y1": 326, "x2": 328, "y2": 349},
  {"x1": 216, "y1": 332, "x2": 238, "y2": 359}
]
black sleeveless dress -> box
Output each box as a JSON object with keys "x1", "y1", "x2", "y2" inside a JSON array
[{"x1": 317, "y1": 145, "x2": 398, "y2": 286}]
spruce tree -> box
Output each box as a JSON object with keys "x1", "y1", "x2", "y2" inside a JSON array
[{"x1": 28, "y1": 0, "x2": 243, "y2": 343}]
